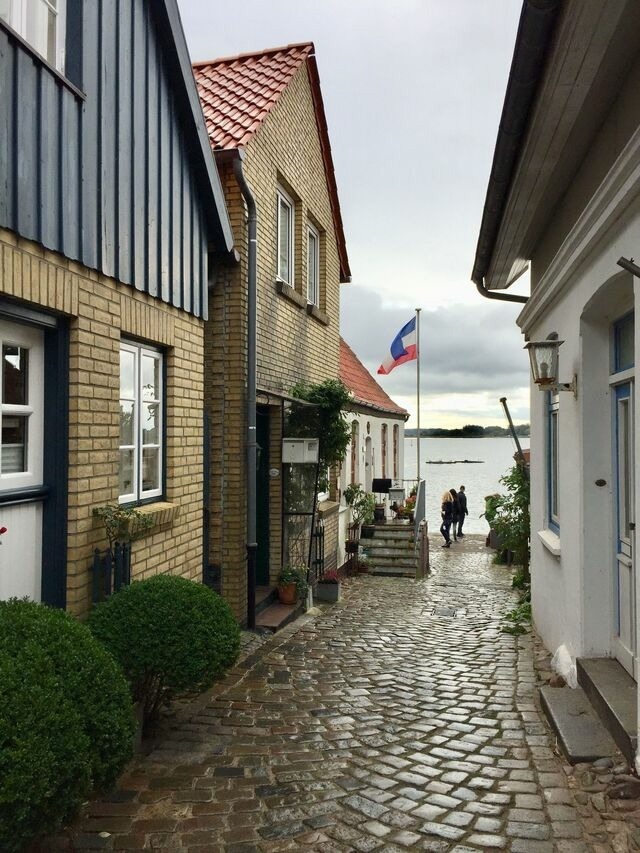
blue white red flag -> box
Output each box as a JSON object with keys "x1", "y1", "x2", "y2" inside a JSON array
[{"x1": 377, "y1": 316, "x2": 418, "y2": 375}]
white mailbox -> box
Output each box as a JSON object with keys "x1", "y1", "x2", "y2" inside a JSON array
[{"x1": 282, "y1": 438, "x2": 320, "y2": 464}]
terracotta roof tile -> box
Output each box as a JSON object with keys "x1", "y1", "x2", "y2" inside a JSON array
[
  {"x1": 194, "y1": 43, "x2": 314, "y2": 150},
  {"x1": 340, "y1": 339, "x2": 408, "y2": 418},
  {"x1": 194, "y1": 42, "x2": 351, "y2": 282}
]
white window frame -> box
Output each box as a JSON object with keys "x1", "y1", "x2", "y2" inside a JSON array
[
  {"x1": 119, "y1": 341, "x2": 163, "y2": 504},
  {"x1": 307, "y1": 223, "x2": 320, "y2": 307},
  {"x1": 1, "y1": 0, "x2": 66, "y2": 71},
  {"x1": 277, "y1": 187, "x2": 295, "y2": 287},
  {"x1": 0, "y1": 320, "x2": 44, "y2": 490}
]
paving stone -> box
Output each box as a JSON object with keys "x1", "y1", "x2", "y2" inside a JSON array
[{"x1": 50, "y1": 539, "x2": 623, "y2": 852}]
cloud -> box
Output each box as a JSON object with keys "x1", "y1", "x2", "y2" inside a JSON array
[{"x1": 340, "y1": 283, "x2": 529, "y2": 425}]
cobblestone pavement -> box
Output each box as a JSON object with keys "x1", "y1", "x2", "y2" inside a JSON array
[{"x1": 54, "y1": 535, "x2": 632, "y2": 851}]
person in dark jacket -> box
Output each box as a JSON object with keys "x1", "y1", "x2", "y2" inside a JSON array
[
  {"x1": 449, "y1": 488, "x2": 460, "y2": 541},
  {"x1": 440, "y1": 490, "x2": 454, "y2": 547},
  {"x1": 457, "y1": 485, "x2": 468, "y2": 537}
]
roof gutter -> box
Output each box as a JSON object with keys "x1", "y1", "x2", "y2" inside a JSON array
[{"x1": 472, "y1": 0, "x2": 561, "y2": 299}]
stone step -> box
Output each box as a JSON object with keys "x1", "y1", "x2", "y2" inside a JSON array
[
  {"x1": 577, "y1": 657, "x2": 637, "y2": 764},
  {"x1": 368, "y1": 563, "x2": 416, "y2": 577},
  {"x1": 255, "y1": 601, "x2": 302, "y2": 632},
  {"x1": 540, "y1": 685, "x2": 618, "y2": 764},
  {"x1": 365, "y1": 536, "x2": 414, "y2": 547},
  {"x1": 361, "y1": 546, "x2": 415, "y2": 559},
  {"x1": 367, "y1": 554, "x2": 416, "y2": 566}
]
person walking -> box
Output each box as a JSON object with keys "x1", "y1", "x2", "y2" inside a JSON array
[
  {"x1": 440, "y1": 490, "x2": 454, "y2": 547},
  {"x1": 457, "y1": 485, "x2": 468, "y2": 537},
  {"x1": 449, "y1": 488, "x2": 459, "y2": 542}
]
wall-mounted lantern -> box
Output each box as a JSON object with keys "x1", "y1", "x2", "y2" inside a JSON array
[{"x1": 524, "y1": 339, "x2": 577, "y2": 397}]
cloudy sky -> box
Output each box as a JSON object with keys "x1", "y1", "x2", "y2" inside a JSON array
[{"x1": 180, "y1": 0, "x2": 530, "y2": 428}]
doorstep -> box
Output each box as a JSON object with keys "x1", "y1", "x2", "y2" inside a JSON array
[
  {"x1": 540, "y1": 685, "x2": 618, "y2": 764},
  {"x1": 577, "y1": 657, "x2": 637, "y2": 764},
  {"x1": 255, "y1": 601, "x2": 302, "y2": 631}
]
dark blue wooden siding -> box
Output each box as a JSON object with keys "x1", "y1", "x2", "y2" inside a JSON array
[{"x1": 0, "y1": 1, "x2": 220, "y2": 320}]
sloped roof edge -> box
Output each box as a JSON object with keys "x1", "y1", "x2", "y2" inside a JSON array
[
  {"x1": 340, "y1": 338, "x2": 408, "y2": 419},
  {"x1": 153, "y1": 0, "x2": 233, "y2": 253}
]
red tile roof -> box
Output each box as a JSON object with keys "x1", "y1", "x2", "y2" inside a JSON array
[
  {"x1": 194, "y1": 43, "x2": 350, "y2": 283},
  {"x1": 340, "y1": 339, "x2": 409, "y2": 418}
]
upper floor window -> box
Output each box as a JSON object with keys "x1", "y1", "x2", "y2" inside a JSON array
[
  {"x1": 381, "y1": 423, "x2": 388, "y2": 478},
  {"x1": 119, "y1": 341, "x2": 163, "y2": 504},
  {"x1": 0, "y1": 0, "x2": 66, "y2": 71},
  {"x1": 393, "y1": 424, "x2": 399, "y2": 479},
  {"x1": 277, "y1": 187, "x2": 294, "y2": 286},
  {"x1": 307, "y1": 224, "x2": 320, "y2": 307},
  {"x1": 613, "y1": 311, "x2": 634, "y2": 373}
]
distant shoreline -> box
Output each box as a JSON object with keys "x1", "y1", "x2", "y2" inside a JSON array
[{"x1": 405, "y1": 425, "x2": 530, "y2": 439}]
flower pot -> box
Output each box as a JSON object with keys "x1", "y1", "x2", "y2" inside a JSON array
[
  {"x1": 345, "y1": 539, "x2": 360, "y2": 554},
  {"x1": 278, "y1": 583, "x2": 297, "y2": 605},
  {"x1": 360, "y1": 524, "x2": 375, "y2": 538},
  {"x1": 374, "y1": 504, "x2": 385, "y2": 523},
  {"x1": 315, "y1": 582, "x2": 340, "y2": 603}
]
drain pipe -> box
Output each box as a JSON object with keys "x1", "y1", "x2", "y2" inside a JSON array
[
  {"x1": 233, "y1": 151, "x2": 258, "y2": 630},
  {"x1": 475, "y1": 278, "x2": 528, "y2": 305}
]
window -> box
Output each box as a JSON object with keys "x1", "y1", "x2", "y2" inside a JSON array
[
  {"x1": 393, "y1": 424, "x2": 399, "y2": 479},
  {"x1": 0, "y1": 319, "x2": 43, "y2": 489},
  {"x1": 119, "y1": 341, "x2": 163, "y2": 503},
  {"x1": 350, "y1": 420, "x2": 359, "y2": 484},
  {"x1": 307, "y1": 224, "x2": 319, "y2": 306},
  {"x1": 547, "y1": 393, "x2": 559, "y2": 531},
  {"x1": 381, "y1": 423, "x2": 388, "y2": 479},
  {"x1": 0, "y1": 0, "x2": 66, "y2": 71},
  {"x1": 277, "y1": 187, "x2": 294, "y2": 286},
  {"x1": 614, "y1": 312, "x2": 634, "y2": 373}
]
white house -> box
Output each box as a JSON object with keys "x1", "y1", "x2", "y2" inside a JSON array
[
  {"x1": 338, "y1": 338, "x2": 408, "y2": 562},
  {"x1": 473, "y1": 0, "x2": 640, "y2": 765}
]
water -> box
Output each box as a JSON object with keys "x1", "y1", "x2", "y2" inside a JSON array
[{"x1": 403, "y1": 436, "x2": 529, "y2": 534}]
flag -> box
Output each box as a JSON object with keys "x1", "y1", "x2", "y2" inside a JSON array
[{"x1": 377, "y1": 316, "x2": 417, "y2": 375}]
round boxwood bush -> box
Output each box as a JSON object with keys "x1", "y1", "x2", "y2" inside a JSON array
[
  {"x1": 88, "y1": 574, "x2": 240, "y2": 725},
  {"x1": 0, "y1": 599, "x2": 135, "y2": 852}
]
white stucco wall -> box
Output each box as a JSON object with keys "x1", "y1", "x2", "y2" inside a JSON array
[
  {"x1": 522, "y1": 181, "x2": 640, "y2": 664},
  {"x1": 337, "y1": 409, "x2": 406, "y2": 563}
]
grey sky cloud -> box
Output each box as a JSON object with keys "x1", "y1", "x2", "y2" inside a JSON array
[{"x1": 179, "y1": 0, "x2": 528, "y2": 425}]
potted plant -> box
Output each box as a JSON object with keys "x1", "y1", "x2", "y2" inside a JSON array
[
  {"x1": 277, "y1": 566, "x2": 308, "y2": 605},
  {"x1": 345, "y1": 485, "x2": 376, "y2": 538},
  {"x1": 315, "y1": 570, "x2": 341, "y2": 603},
  {"x1": 404, "y1": 493, "x2": 417, "y2": 524}
]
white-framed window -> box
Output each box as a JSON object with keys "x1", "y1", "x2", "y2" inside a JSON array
[
  {"x1": 277, "y1": 187, "x2": 294, "y2": 286},
  {"x1": 547, "y1": 393, "x2": 559, "y2": 531},
  {"x1": 0, "y1": 0, "x2": 66, "y2": 71},
  {"x1": 119, "y1": 341, "x2": 163, "y2": 504},
  {"x1": 307, "y1": 224, "x2": 320, "y2": 306},
  {"x1": 0, "y1": 319, "x2": 44, "y2": 489}
]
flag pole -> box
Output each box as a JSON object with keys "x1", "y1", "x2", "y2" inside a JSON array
[{"x1": 415, "y1": 307, "x2": 421, "y2": 482}]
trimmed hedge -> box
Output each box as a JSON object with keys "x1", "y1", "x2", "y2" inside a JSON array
[
  {"x1": 0, "y1": 599, "x2": 135, "y2": 852},
  {"x1": 88, "y1": 574, "x2": 240, "y2": 725}
]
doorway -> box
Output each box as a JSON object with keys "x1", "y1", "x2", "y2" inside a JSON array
[
  {"x1": 614, "y1": 381, "x2": 635, "y2": 675},
  {"x1": 0, "y1": 318, "x2": 45, "y2": 601}
]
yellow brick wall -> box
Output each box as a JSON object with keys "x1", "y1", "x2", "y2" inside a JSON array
[
  {"x1": 0, "y1": 229, "x2": 205, "y2": 618},
  {"x1": 204, "y1": 63, "x2": 343, "y2": 620}
]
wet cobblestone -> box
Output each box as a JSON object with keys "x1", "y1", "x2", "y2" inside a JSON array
[{"x1": 48, "y1": 535, "x2": 634, "y2": 851}]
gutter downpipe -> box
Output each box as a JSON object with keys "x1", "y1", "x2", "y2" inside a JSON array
[
  {"x1": 475, "y1": 278, "x2": 528, "y2": 305},
  {"x1": 233, "y1": 152, "x2": 258, "y2": 630}
]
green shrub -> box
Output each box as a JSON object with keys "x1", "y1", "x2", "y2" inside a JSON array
[
  {"x1": 88, "y1": 574, "x2": 240, "y2": 726},
  {"x1": 0, "y1": 600, "x2": 135, "y2": 852}
]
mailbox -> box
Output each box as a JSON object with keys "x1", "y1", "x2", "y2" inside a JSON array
[{"x1": 282, "y1": 438, "x2": 319, "y2": 464}]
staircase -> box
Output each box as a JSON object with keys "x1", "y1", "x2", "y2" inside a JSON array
[{"x1": 360, "y1": 523, "x2": 417, "y2": 577}]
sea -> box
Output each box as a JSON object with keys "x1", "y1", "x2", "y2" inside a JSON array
[{"x1": 403, "y1": 436, "x2": 530, "y2": 534}]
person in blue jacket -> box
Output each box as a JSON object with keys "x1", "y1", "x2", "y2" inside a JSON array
[{"x1": 457, "y1": 485, "x2": 468, "y2": 537}]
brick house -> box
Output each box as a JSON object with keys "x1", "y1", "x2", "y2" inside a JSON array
[
  {"x1": 194, "y1": 43, "x2": 351, "y2": 622},
  {"x1": 0, "y1": 1, "x2": 232, "y2": 615}
]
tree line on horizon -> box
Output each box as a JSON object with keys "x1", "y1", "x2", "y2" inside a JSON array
[{"x1": 405, "y1": 424, "x2": 530, "y2": 438}]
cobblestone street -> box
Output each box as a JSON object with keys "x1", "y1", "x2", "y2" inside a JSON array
[{"x1": 57, "y1": 536, "x2": 628, "y2": 852}]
